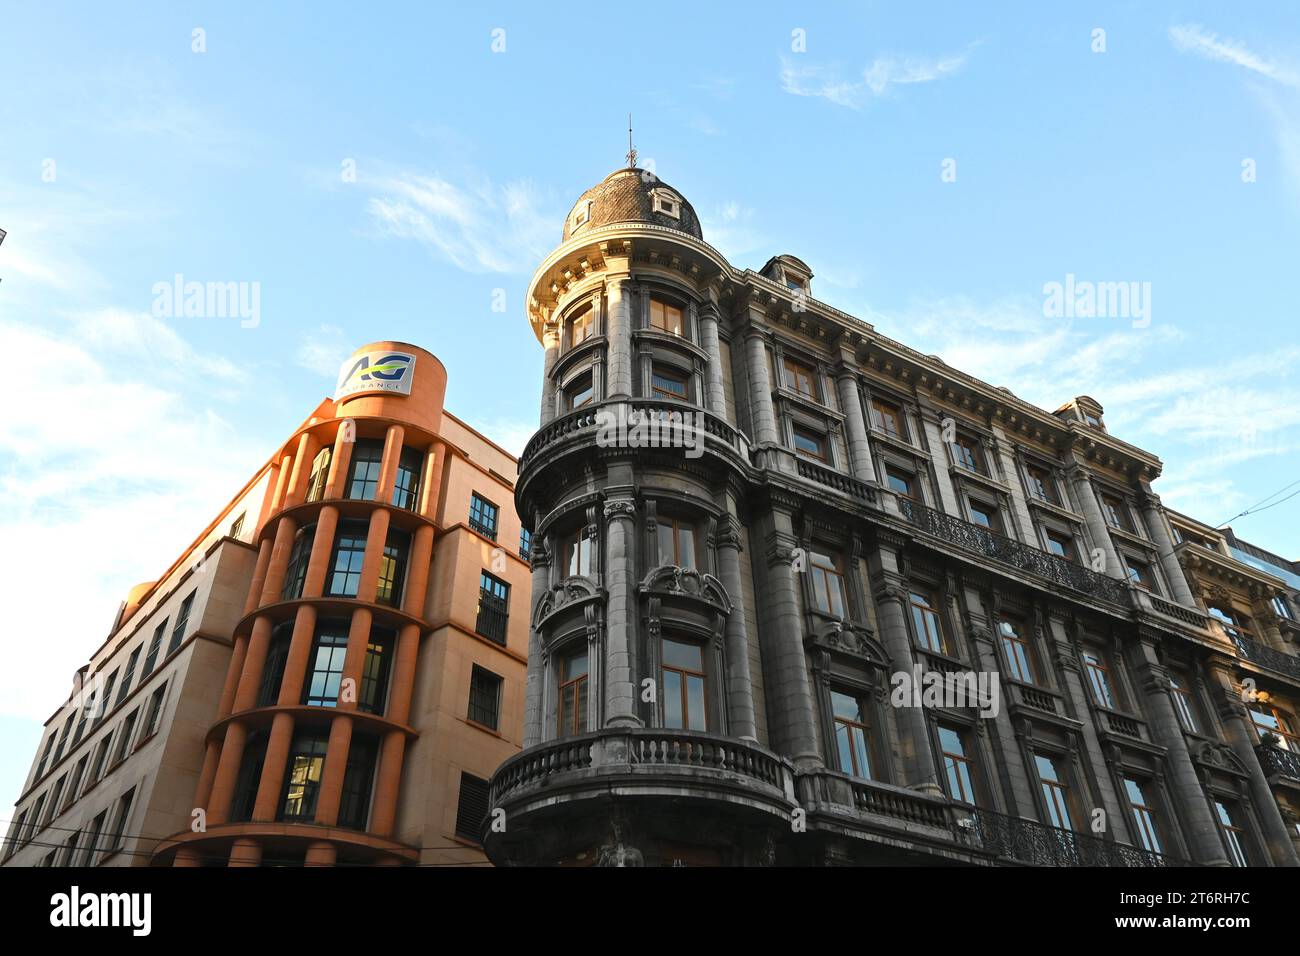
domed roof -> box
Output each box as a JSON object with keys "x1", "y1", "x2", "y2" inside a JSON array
[{"x1": 562, "y1": 167, "x2": 703, "y2": 242}]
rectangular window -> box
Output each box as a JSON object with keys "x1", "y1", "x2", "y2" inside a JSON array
[
  {"x1": 1169, "y1": 674, "x2": 1199, "y2": 733},
  {"x1": 116, "y1": 648, "x2": 141, "y2": 707},
  {"x1": 140, "y1": 617, "x2": 168, "y2": 678},
  {"x1": 95, "y1": 671, "x2": 117, "y2": 727},
  {"x1": 1273, "y1": 595, "x2": 1295, "y2": 621},
  {"x1": 258, "y1": 626, "x2": 292, "y2": 707},
  {"x1": 1124, "y1": 778, "x2": 1163, "y2": 854},
  {"x1": 1124, "y1": 558, "x2": 1155, "y2": 591},
  {"x1": 558, "y1": 649, "x2": 588, "y2": 738},
  {"x1": 1102, "y1": 494, "x2": 1131, "y2": 532},
  {"x1": 338, "y1": 737, "x2": 377, "y2": 831},
  {"x1": 305, "y1": 446, "x2": 332, "y2": 503},
  {"x1": 303, "y1": 626, "x2": 349, "y2": 707},
  {"x1": 1250, "y1": 704, "x2": 1300, "y2": 751},
  {"x1": 968, "y1": 500, "x2": 1000, "y2": 533},
  {"x1": 909, "y1": 589, "x2": 946, "y2": 653},
  {"x1": 229, "y1": 511, "x2": 246, "y2": 539},
  {"x1": 566, "y1": 374, "x2": 595, "y2": 410},
  {"x1": 939, "y1": 724, "x2": 976, "y2": 804},
  {"x1": 999, "y1": 617, "x2": 1035, "y2": 684},
  {"x1": 141, "y1": 684, "x2": 167, "y2": 739},
  {"x1": 455, "y1": 773, "x2": 492, "y2": 843},
  {"x1": 650, "y1": 365, "x2": 688, "y2": 400},
  {"x1": 109, "y1": 787, "x2": 135, "y2": 851},
  {"x1": 280, "y1": 732, "x2": 330, "y2": 821},
  {"x1": 656, "y1": 517, "x2": 697, "y2": 570},
  {"x1": 809, "y1": 549, "x2": 848, "y2": 618},
  {"x1": 391, "y1": 446, "x2": 423, "y2": 510},
  {"x1": 885, "y1": 466, "x2": 916, "y2": 502},
  {"x1": 81, "y1": 810, "x2": 107, "y2": 867},
  {"x1": 231, "y1": 735, "x2": 268, "y2": 823},
  {"x1": 281, "y1": 524, "x2": 317, "y2": 600},
  {"x1": 831, "y1": 689, "x2": 873, "y2": 779},
  {"x1": 469, "y1": 493, "x2": 499, "y2": 540},
  {"x1": 792, "y1": 425, "x2": 826, "y2": 461},
  {"x1": 88, "y1": 734, "x2": 112, "y2": 785},
  {"x1": 58, "y1": 830, "x2": 81, "y2": 867},
  {"x1": 1082, "y1": 651, "x2": 1117, "y2": 709},
  {"x1": 63, "y1": 756, "x2": 88, "y2": 812},
  {"x1": 649, "y1": 298, "x2": 684, "y2": 336},
  {"x1": 869, "y1": 398, "x2": 904, "y2": 438},
  {"x1": 52, "y1": 714, "x2": 75, "y2": 765},
  {"x1": 113, "y1": 710, "x2": 139, "y2": 765},
  {"x1": 661, "y1": 638, "x2": 707, "y2": 731},
  {"x1": 468, "y1": 665, "x2": 503, "y2": 730},
  {"x1": 1045, "y1": 530, "x2": 1075, "y2": 562},
  {"x1": 168, "y1": 592, "x2": 196, "y2": 655},
  {"x1": 359, "y1": 629, "x2": 394, "y2": 716},
  {"x1": 43, "y1": 782, "x2": 63, "y2": 828},
  {"x1": 326, "y1": 520, "x2": 368, "y2": 597},
  {"x1": 375, "y1": 528, "x2": 410, "y2": 608},
  {"x1": 562, "y1": 530, "x2": 593, "y2": 578},
  {"x1": 7, "y1": 810, "x2": 28, "y2": 857},
  {"x1": 567, "y1": 304, "x2": 594, "y2": 346},
  {"x1": 783, "y1": 357, "x2": 817, "y2": 399},
  {"x1": 1035, "y1": 753, "x2": 1074, "y2": 830},
  {"x1": 1216, "y1": 801, "x2": 1250, "y2": 866},
  {"x1": 1025, "y1": 465, "x2": 1059, "y2": 504},
  {"x1": 34, "y1": 734, "x2": 56, "y2": 781},
  {"x1": 952, "y1": 435, "x2": 984, "y2": 474},
  {"x1": 346, "y1": 439, "x2": 384, "y2": 500},
  {"x1": 519, "y1": 528, "x2": 532, "y2": 562},
  {"x1": 476, "y1": 572, "x2": 509, "y2": 645}
]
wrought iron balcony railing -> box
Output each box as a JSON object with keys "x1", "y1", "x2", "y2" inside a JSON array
[
  {"x1": 963, "y1": 808, "x2": 1174, "y2": 867},
  {"x1": 1256, "y1": 744, "x2": 1300, "y2": 782},
  {"x1": 897, "y1": 498, "x2": 1129, "y2": 605},
  {"x1": 1232, "y1": 634, "x2": 1300, "y2": 682}
]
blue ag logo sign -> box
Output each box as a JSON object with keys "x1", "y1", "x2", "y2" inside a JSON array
[{"x1": 335, "y1": 351, "x2": 417, "y2": 399}]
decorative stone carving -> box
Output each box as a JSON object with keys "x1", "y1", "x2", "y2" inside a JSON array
[
  {"x1": 532, "y1": 577, "x2": 603, "y2": 627},
  {"x1": 639, "y1": 565, "x2": 733, "y2": 613}
]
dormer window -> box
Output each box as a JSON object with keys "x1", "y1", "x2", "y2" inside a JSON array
[
  {"x1": 650, "y1": 189, "x2": 682, "y2": 219},
  {"x1": 1084, "y1": 412, "x2": 1104, "y2": 429},
  {"x1": 571, "y1": 201, "x2": 593, "y2": 229}
]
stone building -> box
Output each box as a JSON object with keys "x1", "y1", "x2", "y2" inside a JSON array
[
  {"x1": 3, "y1": 341, "x2": 529, "y2": 867},
  {"x1": 484, "y1": 165, "x2": 1300, "y2": 867}
]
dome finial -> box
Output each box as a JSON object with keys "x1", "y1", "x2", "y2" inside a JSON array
[{"x1": 626, "y1": 113, "x2": 637, "y2": 169}]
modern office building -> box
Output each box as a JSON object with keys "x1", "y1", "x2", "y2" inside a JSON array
[
  {"x1": 2, "y1": 342, "x2": 529, "y2": 867},
  {"x1": 485, "y1": 163, "x2": 1300, "y2": 866}
]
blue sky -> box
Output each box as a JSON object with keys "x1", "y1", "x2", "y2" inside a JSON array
[{"x1": 2, "y1": 2, "x2": 1299, "y2": 806}]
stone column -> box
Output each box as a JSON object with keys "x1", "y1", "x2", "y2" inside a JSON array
[
  {"x1": 1066, "y1": 464, "x2": 1124, "y2": 580},
  {"x1": 301, "y1": 506, "x2": 340, "y2": 598},
  {"x1": 1132, "y1": 635, "x2": 1229, "y2": 864},
  {"x1": 323, "y1": 421, "x2": 355, "y2": 500},
  {"x1": 835, "y1": 364, "x2": 873, "y2": 481},
  {"x1": 1138, "y1": 486, "x2": 1197, "y2": 606},
  {"x1": 752, "y1": 504, "x2": 820, "y2": 766},
  {"x1": 228, "y1": 837, "x2": 262, "y2": 867},
  {"x1": 540, "y1": 321, "x2": 561, "y2": 425},
  {"x1": 232, "y1": 616, "x2": 274, "y2": 711},
  {"x1": 376, "y1": 423, "x2": 406, "y2": 503},
  {"x1": 258, "y1": 516, "x2": 300, "y2": 605},
  {"x1": 744, "y1": 327, "x2": 779, "y2": 446},
  {"x1": 205, "y1": 721, "x2": 247, "y2": 825},
  {"x1": 604, "y1": 277, "x2": 634, "y2": 400},
  {"x1": 602, "y1": 495, "x2": 640, "y2": 727},
  {"x1": 523, "y1": 531, "x2": 550, "y2": 746},
  {"x1": 1207, "y1": 658, "x2": 1300, "y2": 865},
  {"x1": 715, "y1": 512, "x2": 757, "y2": 741},
  {"x1": 868, "y1": 539, "x2": 942, "y2": 795},
  {"x1": 284, "y1": 431, "x2": 319, "y2": 508},
  {"x1": 252, "y1": 711, "x2": 296, "y2": 821},
  {"x1": 698, "y1": 302, "x2": 727, "y2": 416}
]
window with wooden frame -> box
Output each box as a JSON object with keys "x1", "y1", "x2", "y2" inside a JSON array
[
  {"x1": 809, "y1": 548, "x2": 849, "y2": 618},
  {"x1": 656, "y1": 516, "x2": 697, "y2": 570},
  {"x1": 1044, "y1": 529, "x2": 1076, "y2": 562},
  {"x1": 998, "y1": 616, "x2": 1036, "y2": 684},
  {"x1": 909, "y1": 589, "x2": 946, "y2": 654},
  {"x1": 649, "y1": 298, "x2": 684, "y2": 336},
  {"x1": 1082, "y1": 650, "x2": 1119, "y2": 709},
  {"x1": 884, "y1": 466, "x2": 917, "y2": 502},
  {"x1": 566, "y1": 303, "x2": 594, "y2": 348},
  {"x1": 783, "y1": 356, "x2": 817, "y2": 399},
  {"x1": 869, "y1": 397, "x2": 905, "y2": 439},
  {"x1": 561, "y1": 528, "x2": 593, "y2": 577},
  {"x1": 792, "y1": 424, "x2": 827, "y2": 461},
  {"x1": 557, "y1": 648, "x2": 588, "y2": 739},
  {"x1": 1034, "y1": 753, "x2": 1075, "y2": 831},
  {"x1": 968, "y1": 499, "x2": 1001, "y2": 534},
  {"x1": 1250, "y1": 703, "x2": 1300, "y2": 751},
  {"x1": 650, "y1": 364, "x2": 688, "y2": 400},
  {"x1": 1208, "y1": 604, "x2": 1250, "y2": 640},
  {"x1": 938, "y1": 724, "x2": 977, "y2": 804},
  {"x1": 1169, "y1": 672, "x2": 1201, "y2": 734},
  {"x1": 1101, "y1": 493, "x2": 1132, "y2": 532},
  {"x1": 952, "y1": 434, "x2": 984, "y2": 474},
  {"x1": 661, "y1": 637, "x2": 707, "y2": 731},
  {"x1": 1123, "y1": 778, "x2": 1163, "y2": 854},
  {"x1": 1124, "y1": 557, "x2": 1156, "y2": 592},
  {"x1": 831, "y1": 688, "x2": 875, "y2": 780},
  {"x1": 1025, "y1": 464, "x2": 1059, "y2": 504},
  {"x1": 566, "y1": 373, "x2": 595, "y2": 410}
]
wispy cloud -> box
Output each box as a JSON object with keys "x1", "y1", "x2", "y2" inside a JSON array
[
  {"x1": 365, "y1": 169, "x2": 559, "y2": 273},
  {"x1": 780, "y1": 45, "x2": 975, "y2": 109},
  {"x1": 296, "y1": 323, "x2": 351, "y2": 378},
  {"x1": 1169, "y1": 24, "x2": 1300, "y2": 89},
  {"x1": 701, "y1": 201, "x2": 767, "y2": 262}
]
